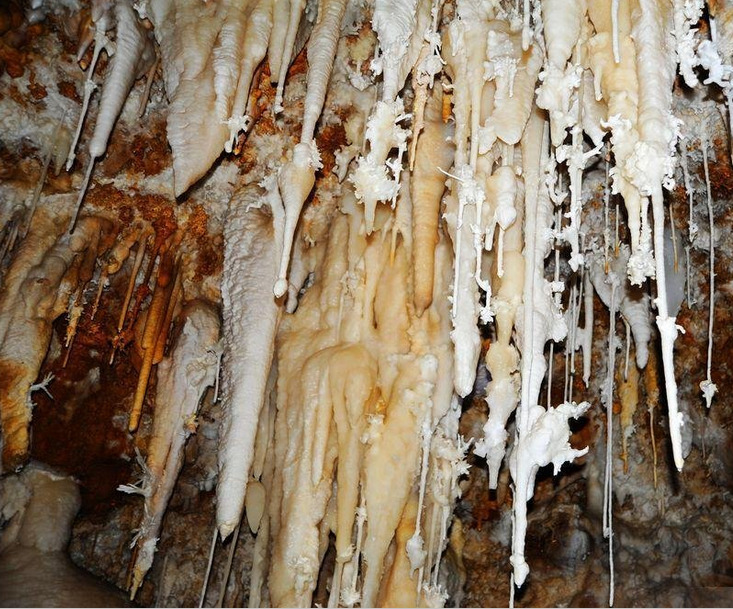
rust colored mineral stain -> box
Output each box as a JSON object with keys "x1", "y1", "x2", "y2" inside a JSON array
[
  {"x1": 0, "y1": 360, "x2": 31, "y2": 471},
  {"x1": 27, "y1": 80, "x2": 47, "y2": 100},
  {"x1": 186, "y1": 205, "x2": 209, "y2": 239},
  {"x1": 186, "y1": 205, "x2": 224, "y2": 281},
  {"x1": 30, "y1": 292, "x2": 136, "y2": 511},
  {"x1": 58, "y1": 80, "x2": 81, "y2": 103},
  {"x1": 101, "y1": 119, "x2": 171, "y2": 178},
  {"x1": 0, "y1": 44, "x2": 26, "y2": 78},
  {"x1": 701, "y1": 138, "x2": 733, "y2": 200},
  {"x1": 316, "y1": 121, "x2": 348, "y2": 175}
]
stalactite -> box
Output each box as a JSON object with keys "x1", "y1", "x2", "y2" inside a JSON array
[
  {"x1": 217, "y1": 181, "x2": 284, "y2": 540},
  {"x1": 589, "y1": 246, "x2": 652, "y2": 371},
  {"x1": 536, "y1": 0, "x2": 583, "y2": 146},
  {"x1": 618, "y1": 354, "x2": 639, "y2": 473},
  {"x1": 351, "y1": 0, "x2": 430, "y2": 233},
  {"x1": 213, "y1": 0, "x2": 274, "y2": 152},
  {"x1": 273, "y1": 0, "x2": 347, "y2": 297},
  {"x1": 120, "y1": 300, "x2": 220, "y2": 598},
  {"x1": 145, "y1": 0, "x2": 229, "y2": 197},
  {"x1": 68, "y1": 0, "x2": 156, "y2": 230},
  {"x1": 629, "y1": 0, "x2": 685, "y2": 470},
  {"x1": 273, "y1": 0, "x2": 307, "y2": 113},
  {"x1": 510, "y1": 112, "x2": 586, "y2": 590},
  {"x1": 473, "y1": 172, "x2": 524, "y2": 489},
  {"x1": 587, "y1": 0, "x2": 649, "y2": 280},
  {"x1": 601, "y1": 263, "x2": 618, "y2": 607},
  {"x1": 65, "y1": 0, "x2": 115, "y2": 172},
  {"x1": 411, "y1": 86, "x2": 453, "y2": 316},
  {"x1": 129, "y1": 247, "x2": 177, "y2": 433},
  {"x1": 699, "y1": 129, "x2": 718, "y2": 408}
]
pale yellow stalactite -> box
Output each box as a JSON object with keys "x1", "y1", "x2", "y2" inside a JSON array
[
  {"x1": 587, "y1": 0, "x2": 648, "y2": 277},
  {"x1": 361, "y1": 356, "x2": 436, "y2": 607},
  {"x1": 129, "y1": 249, "x2": 177, "y2": 433},
  {"x1": 618, "y1": 358, "x2": 640, "y2": 473},
  {"x1": 378, "y1": 494, "x2": 420, "y2": 608},
  {"x1": 411, "y1": 87, "x2": 454, "y2": 316}
]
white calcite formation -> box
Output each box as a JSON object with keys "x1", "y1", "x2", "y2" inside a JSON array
[
  {"x1": 1, "y1": 0, "x2": 730, "y2": 606},
  {"x1": 67, "y1": 0, "x2": 156, "y2": 228},
  {"x1": 217, "y1": 179, "x2": 284, "y2": 540},
  {"x1": 120, "y1": 301, "x2": 221, "y2": 598}
]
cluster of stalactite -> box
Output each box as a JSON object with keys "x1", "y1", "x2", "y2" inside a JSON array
[{"x1": 1, "y1": 0, "x2": 731, "y2": 606}]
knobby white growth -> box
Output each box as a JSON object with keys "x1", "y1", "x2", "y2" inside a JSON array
[
  {"x1": 352, "y1": 0, "x2": 430, "y2": 232},
  {"x1": 673, "y1": 0, "x2": 705, "y2": 87},
  {"x1": 509, "y1": 400, "x2": 590, "y2": 587},
  {"x1": 697, "y1": 16, "x2": 733, "y2": 154},
  {"x1": 352, "y1": 100, "x2": 411, "y2": 234},
  {"x1": 511, "y1": 115, "x2": 582, "y2": 590}
]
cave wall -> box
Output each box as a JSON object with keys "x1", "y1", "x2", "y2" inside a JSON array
[{"x1": 0, "y1": 0, "x2": 733, "y2": 607}]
